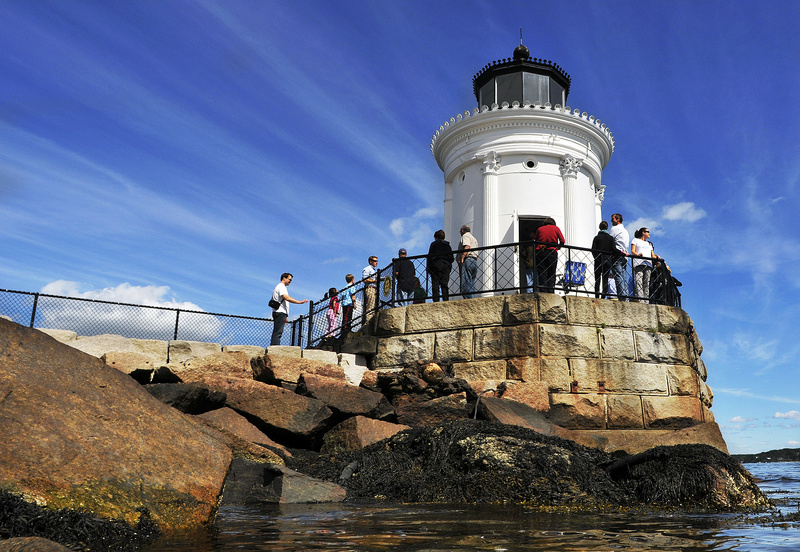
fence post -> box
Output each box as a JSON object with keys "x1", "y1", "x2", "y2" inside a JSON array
[
  {"x1": 307, "y1": 301, "x2": 314, "y2": 349},
  {"x1": 173, "y1": 309, "x2": 181, "y2": 340},
  {"x1": 29, "y1": 293, "x2": 39, "y2": 328}
]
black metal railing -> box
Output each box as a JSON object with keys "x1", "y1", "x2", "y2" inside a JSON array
[
  {"x1": 303, "y1": 239, "x2": 681, "y2": 348},
  {"x1": 0, "y1": 241, "x2": 680, "y2": 352}
]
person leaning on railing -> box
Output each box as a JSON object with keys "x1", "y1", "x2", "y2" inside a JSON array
[
  {"x1": 270, "y1": 273, "x2": 308, "y2": 346},
  {"x1": 534, "y1": 217, "x2": 565, "y2": 294},
  {"x1": 458, "y1": 225, "x2": 479, "y2": 299}
]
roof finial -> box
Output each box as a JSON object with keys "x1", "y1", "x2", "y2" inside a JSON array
[{"x1": 520, "y1": 27, "x2": 523, "y2": 46}]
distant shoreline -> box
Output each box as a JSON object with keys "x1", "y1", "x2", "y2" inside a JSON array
[{"x1": 733, "y1": 448, "x2": 800, "y2": 463}]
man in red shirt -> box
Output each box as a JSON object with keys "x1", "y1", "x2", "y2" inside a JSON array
[{"x1": 534, "y1": 217, "x2": 565, "y2": 294}]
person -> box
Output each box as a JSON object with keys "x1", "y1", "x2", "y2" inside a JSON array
[
  {"x1": 325, "y1": 287, "x2": 339, "y2": 336},
  {"x1": 521, "y1": 228, "x2": 537, "y2": 292},
  {"x1": 362, "y1": 255, "x2": 379, "y2": 326},
  {"x1": 591, "y1": 221, "x2": 617, "y2": 299},
  {"x1": 340, "y1": 274, "x2": 357, "y2": 336},
  {"x1": 427, "y1": 229, "x2": 454, "y2": 302},
  {"x1": 393, "y1": 248, "x2": 415, "y2": 305},
  {"x1": 609, "y1": 213, "x2": 630, "y2": 300},
  {"x1": 631, "y1": 227, "x2": 658, "y2": 303},
  {"x1": 411, "y1": 277, "x2": 426, "y2": 304},
  {"x1": 534, "y1": 217, "x2": 565, "y2": 294},
  {"x1": 458, "y1": 224, "x2": 479, "y2": 298},
  {"x1": 270, "y1": 273, "x2": 308, "y2": 346}
]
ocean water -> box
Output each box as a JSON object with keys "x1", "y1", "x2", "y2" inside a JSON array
[{"x1": 145, "y1": 462, "x2": 800, "y2": 551}]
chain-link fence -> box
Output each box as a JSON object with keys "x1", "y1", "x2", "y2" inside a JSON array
[
  {"x1": 0, "y1": 290, "x2": 305, "y2": 347},
  {"x1": 1, "y1": 241, "x2": 680, "y2": 351}
]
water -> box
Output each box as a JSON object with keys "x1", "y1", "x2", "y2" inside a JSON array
[{"x1": 145, "y1": 462, "x2": 800, "y2": 551}]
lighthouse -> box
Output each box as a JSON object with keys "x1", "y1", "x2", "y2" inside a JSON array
[{"x1": 431, "y1": 41, "x2": 615, "y2": 252}]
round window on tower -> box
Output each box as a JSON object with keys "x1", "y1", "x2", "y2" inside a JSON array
[{"x1": 523, "y1": 157, "x2": 539, "y2": 170}]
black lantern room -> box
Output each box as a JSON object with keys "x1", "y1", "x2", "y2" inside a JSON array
[{"x1": 472, "y1": 42, "x2": 571, "y2": 108}]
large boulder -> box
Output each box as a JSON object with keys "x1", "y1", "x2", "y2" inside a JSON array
[
  {"x1": 321, "y1": 416, "x2": 410, "y2": 453},
  {"x1": 197, "y1": 407, "x2": 290, "y2": 458},
  {"x1": 395, "y1": 393, "x2": 471, "y2": 427},
  {"x1": 144, "y1": 383, "x2": 226, "y2": 414},
  {"x1": 170, "y1": 351, "x2": 253, "y2": 382},
  {"x1": 0, "y1": 319, "x2": 232, "y2": 530},
  {"x1": 220, "y1": 459, "x2": 345, "y2": 505},
  {"x1": 201, "y1": 375, "x2": 334, "y2": 448},
  {"x1": 252, "y1": 355, "x2": 344, "y2": 384},
  {"x1": 296, "y1": 373, "x2": 395, "y2": 421}
]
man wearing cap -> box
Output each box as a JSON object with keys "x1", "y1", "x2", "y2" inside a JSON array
[
  {"x1": 458, "y1": 224, "x2": 479, "y2": 299},
  {"x1": 393, "y1": 248, "x2": 416, "y2": 305}
]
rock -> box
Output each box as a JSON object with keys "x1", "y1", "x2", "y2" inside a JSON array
[
  {"x1": 289, "y1": 420, "x2": 768, "y2": 511},
  {"x1": 167, "y1": 340, "x2": 221, "y2": 363},
  {"x1": 0, "y1": 319, "x2": 232, "y2": 530},
  {"x1": 265, "y1": 345, "x2": 302, "y2": 357},
  {"x1": 201, "y1": 375, "x2": 334, "y2": 448},
  {"x1": 498, "y1": 381, "x2": 550, "y2": 411},
  {"x1": 173, "y1": 351, "x2": 252, "y2": 382},
  {"x1": 35, "y1": 328, "x2": 77, "y2": 343},
  {"x1": 151, "y1": 365, "x2": 182, "y2": 383},
  {"x1": 606, "y1": 444, "x2": 770, "y2": 509},
  {"x1": 144, "y1": 383, "x2": 227, "y2": 414},
  {"x1": 220, "y1": 459, "x2": 346, "y2": 505},
  {"x1": 321, "y1": 416, "x2": 410, "y2": 453},
  {"x1": 0, "y1": 537, "x2": 72, "y2": 551},
  {"x1": 102, "y1": 351, "x2": 156, "y2": 375},
  {"x1": 421, "y1": 362, "x2": 444, "y2": 385},
  {"x1": 395, "y1": 392, "x2": 470, "y2": 427},
  {"x1": 476, "y1": 396, "x2": 561, "y2": 436},
  {"x1": 222, "y1": 345, "x2": 265, "y2": 361},
  {"x1": 66, "y1": 334, "x2": 168, "y2": 364},
  {"x1": 296, "y1": 373, "x2": 395, "y2": 421},
  {"x1": 197, "y1": 407, "x2": 290, "y2": 458},
  {"x1": 192, "y1": 417, "x2": 285, "y2": 465},
  {"x1": 252, "y1": 355, "x2": 344, "y2": 384},
  {"x1": 301, "y1": 349, "x2": 339, "y2": 363}
]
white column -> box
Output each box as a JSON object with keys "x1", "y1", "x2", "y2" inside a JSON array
[
  {"x1": 559, "y1": 154, "x2": 583, "y2": 246},
  {"x1": 480, "y1": 151, "x2": 501, "y2": 295}
]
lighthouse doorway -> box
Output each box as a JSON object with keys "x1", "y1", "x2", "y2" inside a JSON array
[{"x1": 518, "y1": 216, "x2": 549, "y2": 291}]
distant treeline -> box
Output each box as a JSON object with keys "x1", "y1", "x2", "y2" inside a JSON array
[{"x1": 733, "y1": 447, "x2": 800, "y2": 463}]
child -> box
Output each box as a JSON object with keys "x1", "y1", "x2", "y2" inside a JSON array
[
  {"x1": 325, "y1": 287, "x2": 339, "y2": 336},
  {"x1": 340, "y1": 274, "x2": 357, "y2": 336},
  {"x1": 412, "y1": 277, "x2": 426, "y2": 304}
]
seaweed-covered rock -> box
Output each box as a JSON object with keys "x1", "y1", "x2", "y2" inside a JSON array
[
  {"x1": 287, "y1": 420, "x2": 770, "y2": 511},
  {"x1": 607, "y1": 444, "x2": 771, "y2": 509}
]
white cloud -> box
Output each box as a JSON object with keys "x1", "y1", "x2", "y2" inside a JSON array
[
  {"x1": 717, "y1": 388, "x2": 800, "y2": 405},
  {"x1": 789, "y1": 440, "x2": 800, "y2": 446},
  {"x1": 626, "y1": 218, "x2": 663, "y2": 237},
  {"x1": 37, "y1": 281, "x2": 225, "y2": 342},
  {"x1": 388, "y1": 207, "x2": 440, "y2": 251},
  {"x1": 661, "y1": 202, "x2": 707, "y2": 223},
  {"x1": 775, "y1": 411, "x2": 800, "y2": 421},
  {"x1": 729, "y1": 416, "x2": 755, "y2": 423}
]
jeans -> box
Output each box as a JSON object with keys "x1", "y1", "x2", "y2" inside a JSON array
[
  {"x1": 461, "y1": 256, "x2": 478, "y2": 298},
  {"x1": 525, "y1": 268, "x2": 537, "y2": 293},
  {"x1": 594, "y1": 256, "x2": 612, "y2": 298},
  {"x1": 535, "y1": 249, "x2": 558, "y2": 294},
  {"x1": 430, "y1": 262, "x2": 451, "y2": 302},
  {"x1": 271, "y1": 311, "x2": 287, "y2": 346},
  {"x1": 396, "y1": 288, "x2": 413, "y2": 305},
  {"x1": 611, "y1": 256, "x2": 629, "y2": 299}
]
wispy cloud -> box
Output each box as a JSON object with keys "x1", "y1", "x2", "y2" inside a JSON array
[
  {"x1": 717, "y1": 389, "x2": 800, "y2": 405},
  {"x1": 729, "y1": 416, "x2": 756, "y2": 423},
  {"x1": 661, "y1": 201, "x2": 707, "y2": 223},
  {"x1": 775, "y1": 411, "x2": 800, "y2": 421}
]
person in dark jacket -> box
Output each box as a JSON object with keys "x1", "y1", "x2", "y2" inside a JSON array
[
  {"x1": 427, "y1": 229, "x2": 454, "y2": 302},
  {"x1": 591, "y1": 221, "x2": 618, "y2": 299},
  {"x1": 393, "y1": 248, "x2": 416, "y2": 304}
]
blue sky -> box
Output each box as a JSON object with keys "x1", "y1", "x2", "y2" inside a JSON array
[{"x1": 1, "y1": 0, "x2": 799, "y2": 454}]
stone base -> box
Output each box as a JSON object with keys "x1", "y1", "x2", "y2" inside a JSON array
[{"x1": 568, "y1": 422, "x2": 728, "y2": 455}]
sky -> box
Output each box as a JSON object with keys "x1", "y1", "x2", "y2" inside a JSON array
[{"x1": 1, "y1": 0, "x2": 799, "y2": 455}]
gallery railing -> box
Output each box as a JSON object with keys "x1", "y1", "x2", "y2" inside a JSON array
[
  {"x1": 0, "y1": 241, "x2": 680, "y2": 352},
  {"x1": 304, "y1": 239, "x2": 681, "y2": 348}
]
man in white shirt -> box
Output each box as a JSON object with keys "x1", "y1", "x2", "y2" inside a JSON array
[
  {"x1": 361, "y1": 256, "x2": 379, "y2": 327},
  {"x1": 458, "y1": 225, "x2": 479, "y2": 298},
  {"x1": 270, "y1": 273, "x2": 308, "y2": 346},
  {"x1": 609, "y1": 213, "x2": 630, "y2": 300}
]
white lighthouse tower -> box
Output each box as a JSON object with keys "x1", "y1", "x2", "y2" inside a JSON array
[{"x1": 431, "y1": 41, "x2": 614, "y2": 254}]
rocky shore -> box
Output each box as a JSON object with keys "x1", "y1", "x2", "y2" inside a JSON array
[{"x1": 0, "y1": 316, "x2": 770, "y2": 551}]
